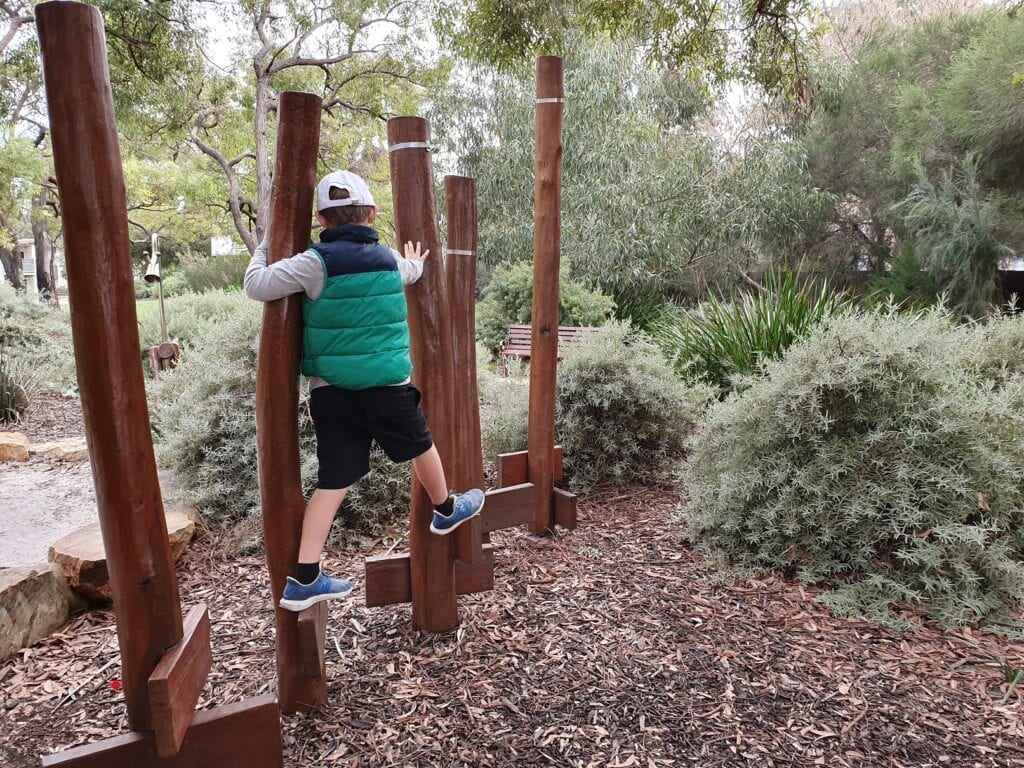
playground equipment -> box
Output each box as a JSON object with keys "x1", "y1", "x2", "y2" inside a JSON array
[
  {"x1": 143, "y1": 233, "x2": 182, "y2": 378},
  {"x1": 35, "y1": 2, "x2": 282, "y2": 765}
]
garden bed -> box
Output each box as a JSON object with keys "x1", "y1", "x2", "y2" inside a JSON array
[{"x1": 2, "y1": 490, "x2": 1021, "y2": 767}]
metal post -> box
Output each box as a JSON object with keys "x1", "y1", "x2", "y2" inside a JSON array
[
  {"x1": 255, "y1": 91, "x2": 325, "y2": 711},
  {"x1": 444, "y1": 175, "x2": 486, "y2": 563},
  {"x1": 36, "y1": 0, "x2": 183, "y2": 731},
  {"x1": 388, "y1": 117, "x2": 459, "y2": 632},
  {"x1": 527, "y1": 56, "x2": 564, "y2": 534}
]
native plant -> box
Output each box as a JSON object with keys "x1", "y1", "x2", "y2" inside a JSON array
[
  {"x1": 0, "y1": 349, "x2": 29, "y2": 423},
  {"x1": 683, "y1": 307, "x2": 1024, "y2": 629},
  {"x1": 653, "y1": 269, "x2": 847, "y2": 392},
  {"x1": 0, "y1": 281, "x2": 76, "y2": 392}
]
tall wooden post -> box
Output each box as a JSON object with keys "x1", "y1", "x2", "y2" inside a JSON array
[
  {"x1": 36, "y1": 1, "x2": 183, "y2": 731},
  {"x1": 527, "y1": 56, "x2": 564, "y2": 534},
  {"x1": 444, "y1": 175, "x2": 486, "y2": 563},
  {"x1": 256, "y1": 92, "x2": 325, "y2": 711},
  {"x1": 388, "y1": 117, "x2": 459, "y2": 633}
]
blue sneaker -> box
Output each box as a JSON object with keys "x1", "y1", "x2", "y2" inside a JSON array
[
  {"x1": 279, "y1": 571, "x2": 354, "y2": 612},
  {"x1": 430, "y1": 489, "x2": 485, "y2": 535}
]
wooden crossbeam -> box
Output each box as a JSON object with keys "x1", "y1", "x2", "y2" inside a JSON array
[
  {"x1": 481, "y1": 483, "x2": 535, "y2": 534},
  {"x1": 365, "y1": 545, "x2": 495, "y2": 608},
  {"x1": 496, "y1": 447, "x2": 563, "y2": 488},
  {"x1": 553, "y1": 487, "x2": 578, "y2": 530},
  {"x1": 147, "y1": 605, "x2": 211, "y2": 758},
  {"x1": 39, "y1": 696, "x2": 282, "y2": 768},
  {"x1": 297, "y1": 603, "x2": 327, "y2": 680}
]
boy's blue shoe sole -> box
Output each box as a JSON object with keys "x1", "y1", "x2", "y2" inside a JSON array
[
  {"x1": 430, "y1": 489, "x2": 485, "y2": 535},
  {"x1": 279, "y1": 573, "x2": 354, "y2": 612}
]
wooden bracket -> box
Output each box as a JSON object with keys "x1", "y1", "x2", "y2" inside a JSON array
[
  {"x1": 147, "y1": 604, "x2": 211, "y2": 758},
  {"x1": 39, "y1": 695, "x2": 282, "y2": 768},
  {"x1": 553, "y1": 487, "x2": 578, "y2": 530},
  {"x1": 497, "y1": 447, "x2": 563, "y2": 488},
  {"x1": 481, "y1": 483, "x2": 535, "y2": 533},
  {"x1": 365, "y1": 544, "x2": 495, "y2": 607},
  {"x1": 296, "y1": 602, "x2": 328, "y2": 680}
]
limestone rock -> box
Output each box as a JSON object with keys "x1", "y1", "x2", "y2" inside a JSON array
[
  {"x1": 0, "y1": 432, "x2": 29, "y2": 462},
  {"x1": 28, "y1": 438, "x2": 89, "y2": 462},
  {"x1": 0, "y1": 564, "x2": 70, "y2": 661},
  {"x1": 48, "y1": 508, "x2": 196, "y2": 602}
]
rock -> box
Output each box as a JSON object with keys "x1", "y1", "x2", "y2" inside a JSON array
[
  {"x1": 0, "y1": 564, "x2": 71, "y2": 661},
  {"x1": 48, "y1": 508, "x2": 196, "y2": 603},
  {"x1": 0, "y1": 432, "x2": 29, "y2": 462},
  {"x1": 28, "y1": 438, "x2": 89, "y2": 462}
]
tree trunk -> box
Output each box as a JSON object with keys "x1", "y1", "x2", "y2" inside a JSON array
[
  {"x1": 254, "y1": 76, "x2": 271, "y2": 242},
  {"x1": 0, "y1": 244, "x2": 24, "y2": 290},
  {"x1": 33, "y1": 201, "x2": 58, "y2": 306}
]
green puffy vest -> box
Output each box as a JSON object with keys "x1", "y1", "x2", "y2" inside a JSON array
[{"x1": 300, "y1": 225, "x2": 411, "y2": 389}]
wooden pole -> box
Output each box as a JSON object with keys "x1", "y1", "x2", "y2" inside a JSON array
[
  {"x1": 527, "y1": 56, "x2": 564, "y2": 534},
  {"x1": 444, "y1": 175, "x2": 486, "y2": 563},
  {"x1": 255, "y1": 91, "x2": 325, "y2": 712},
  {"x1": 388, "y1": 117, "x2": 459, "y2": 633},
  {"x1": 35, "y1": 1, "x2": 183, "y2": 731}
]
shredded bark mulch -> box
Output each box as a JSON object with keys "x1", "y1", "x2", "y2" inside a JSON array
[
  {"x1": 2, "y1": 491, "x2": 1022, "y2": 767},
  {"x1": 5, "y1": 392, "x2": 85, "y2": 443}
]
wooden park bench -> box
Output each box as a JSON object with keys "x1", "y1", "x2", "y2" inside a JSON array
[{"x1": 498, "y1": 323, "x2": 597, "y2": 375}]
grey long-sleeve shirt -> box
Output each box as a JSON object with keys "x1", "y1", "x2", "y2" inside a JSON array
[{"x1": 243, "y1": 239, "x2": 424, "y2": 389}]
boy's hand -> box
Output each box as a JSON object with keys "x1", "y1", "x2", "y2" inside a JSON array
[{"x1": 404, "y1": 241, "x2": 429, "y2": 262}]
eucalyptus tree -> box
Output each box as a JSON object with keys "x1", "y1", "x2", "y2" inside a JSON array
[
  {"x1": 431, "y1": 38, "x2": 830, "y2": 305},
  {"x1": 187, "y1": 0, "x2": 442, "y2": 253}
]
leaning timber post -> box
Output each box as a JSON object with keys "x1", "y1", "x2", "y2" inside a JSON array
[
  {"x1": 527, "y1": 56, "x2": 564, "y2": 534},
  {"x1": 256, "y1": 92, "x2": 325, "y2": 711},
  {"x1": 444, "y1": 175, "x2": 487, "y2": 563},
  {"x1": 388, "y1": 117, "x2": 459, "y2": 632},
  {"x1": 36, "y1": 1, "x2": 183, "y2": 731}
]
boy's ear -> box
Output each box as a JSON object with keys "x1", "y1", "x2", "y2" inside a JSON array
[
  {"x1": 315, "y1": 211, "x2": 328, "y2": 228},
  {"x1": 367, "y1": 206, "x2": 378, "y2": 224}
]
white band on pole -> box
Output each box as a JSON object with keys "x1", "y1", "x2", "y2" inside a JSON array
[
  {"x1": 388, "y1": 141, "x2": 431, "y2": 153},
  {"x1": 536, "y1": 98, "x2": 565, "y2": 104},
  {"x1": 446, "y1": 249, "x2": 476, "y2": 256}
]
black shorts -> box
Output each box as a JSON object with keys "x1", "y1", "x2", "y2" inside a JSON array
[{"x1": 308, "y1": 383, "x2": 433, "y2": 489}]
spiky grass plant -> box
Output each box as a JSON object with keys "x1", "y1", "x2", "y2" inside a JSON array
[{"x1": 653, "y1": 269, "x2": 847, "y2": 392}]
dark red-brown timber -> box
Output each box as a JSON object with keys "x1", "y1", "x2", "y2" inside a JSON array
[
  {"x1": 388, "y1": 117, "x2": 459, "y2": 632},
  {"x1": 527, "y1": 56, "x2": 564, "y2": 534},
  {"x1": 444, "y1": 175, "x2": 486, "y2": 563},
  {"x1": 36, "y1": 1, "x2": 183, "y2": 731},
  {"x1": 256, "y1": 91, "x2": 325, "y2": 711}
]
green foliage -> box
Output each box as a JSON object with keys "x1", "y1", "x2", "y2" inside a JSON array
[
  {"x1": 138, "y1": 290, "x2": 249, "y2": 351},
  {"x1": 476, "y1": 261, "x2": 615, "y2": 356},
  {"x1": 151, "y1": 299, "x2": 409, "y2": 533},
  {"x1": 433, "y1": 38, "x2": 831, "y2": 303},
  {"x1": 478, "y1": 361, "x2": 529, "y2": 459},
  {"x1": 683, "y1": 308, "x2": 1024, "y2": 629},
  {"x1": 556, "y1": 322, "x2": 713, "y2": 491},
  {"x1": 437, "y1": 0, "x2": 821, "y2": 98},
  {"x1": 653, "y1": 270, "x2": 847, "y2": 392},
  {"x1": 180, "y1": 252, "x2": 250, "y2": 294},
  {"x1": 897, "y1": 158, "x2": 1012, "y2": 318},
  {"x1": 0, "y1": 281, "x2": 76, "y2": 392},
  {"x1": 0, "y1": 349, "x2": 29, "y2": 423},
  {"x1": 865, "y1": 248, "x2": 940, "y2": 311}
]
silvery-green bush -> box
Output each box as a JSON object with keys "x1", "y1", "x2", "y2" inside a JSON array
[
  {"x1": 683, "y1": 308, "x2": 1024, "y2": 628},
  {"x1": 557, "y1": 322, "x2": 713, "y2": 491},
  {"x1": 151, "y1": 301, "x2": 409, "y2": 535},
  {"x1": 0, "y1": 281, "x2": 76, "y2": 391},
  {"x1": 478, "y1": 360, "x2": 529, "y2": 460}
]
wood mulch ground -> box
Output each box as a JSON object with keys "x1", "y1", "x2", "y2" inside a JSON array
[
  {"x1": 5, "y1": 392, "x2": 85, "y2": 443},
  {"x1": 2, "y1": 490, "x2": 1022, "y2": 767}
]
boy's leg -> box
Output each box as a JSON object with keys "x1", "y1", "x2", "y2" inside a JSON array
[
  {"x1": 297, "y1": 487, "x2": 349, "y2": 564},
  {"x1": 410, "y1": 445, "x2": 449, "y2": 505}
]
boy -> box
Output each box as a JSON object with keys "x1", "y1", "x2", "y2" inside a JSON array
[{"x1": 244, "y1": 170, "x2": 484, "y2": 612}]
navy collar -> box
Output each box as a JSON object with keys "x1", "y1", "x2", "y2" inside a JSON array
[{"x1": 320, "y1": 224, "x2": 379, "y2": 244}]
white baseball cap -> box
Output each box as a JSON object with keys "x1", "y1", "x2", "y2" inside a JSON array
[{"x1": 316, "y1": 170, "x2": 376, "y2": 210}]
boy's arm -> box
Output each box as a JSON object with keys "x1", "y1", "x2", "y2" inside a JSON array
[
  {"x1": 243, "y1": 239, "x2": 325, "y2": 301},
  {"x1": 394, "y1": 240, "x2": 427, "y2": 285}
]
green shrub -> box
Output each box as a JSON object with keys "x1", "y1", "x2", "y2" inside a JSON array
[
  {"x1": 653, "y1": 269, "x2": 847, "y2": 393},
  {"x1": 478, "y1": 361, "x2": 529, "y2": 459},
  {"x1": 476, "y1": 261, "x2": 616, "y2": 357},
  {"x1": 152, "y1": 299, "x2": 409, "y2": 535},
  {"x1": 683, "y1": 308, "x2": 1024, "y2": 629},
  {"x1": 180, "y1": 252, "x2": 250, "y2": 294},
  {"x1": 556, "y1": 322, "x2": 713, "y2": 491},
  {"x1": 138, "y1": 290, "x2": 250, "y2": 351},
  {"x1": 0, "y1": 281, "x2": 76, "y2": 391},
  {"x1": 0, "y1": 350, "x2": 29, "y2": 422},
  {"x1": 864, "y1": 248, "x2": 940, "y2": 311}
]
